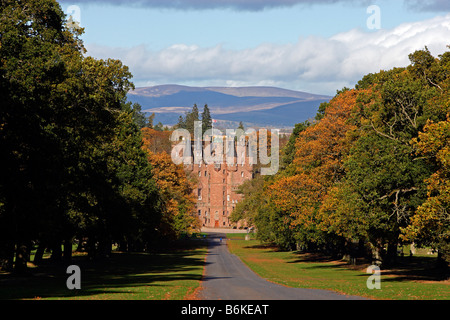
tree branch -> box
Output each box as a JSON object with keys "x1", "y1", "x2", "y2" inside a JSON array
[
  {"x1": 370, "y1": 121, "x2": 398, "y2": 141},
  {"x1": 379, "y1": 187, "x2": 418, "y2": 201}
]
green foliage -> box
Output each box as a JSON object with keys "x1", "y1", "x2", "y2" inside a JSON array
[
  {"x1": 185, "y1": 104, "x2": 199, "y2": 133},
  {"x1": 280, "y1": 120, "x2": 311, "y2": 171},
  {"x1": 314, "y1": 102, "x2": 329, "y2": 121},
  {"x1": 201, "y1": 104, "x2": 212, "y2": 134},
  {"x1": 236, "y1": 46, "x2": 450, "y2": 268},
  {"x1": 0, "y1": 0, "x2": 176, "y2": 271},
  {"x1": 177, "y1": 104, "x2": 214, "y2": 135},
  {"x1": 231, "y1": 175, "x2": 266, "y2": 225},
  {"x1": 131, "y1": 103, "x2": 148, "y2": 129}
]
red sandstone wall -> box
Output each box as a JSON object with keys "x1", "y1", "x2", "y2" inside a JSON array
[{"x1": 188, "y1": 160, "x2": 253, "y2": 228}]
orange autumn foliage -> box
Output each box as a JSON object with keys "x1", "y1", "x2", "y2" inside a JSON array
[
  {"x1": 268, "y1": 89, "x2": 366, "y2": 236},
  {"x1": 141, "y1": 127, "x2": 173, "y2": 154},
  {"x1": 141, "y1": 129, "x2": 201, "y2": 236}
]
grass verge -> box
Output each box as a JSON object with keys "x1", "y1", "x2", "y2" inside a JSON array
[
  {"x1": 226, "y1": 235, "x2": 449, "y2": 300},
  {"x1": 0, "y1": 238, "x2": 207, "y2": 300}
]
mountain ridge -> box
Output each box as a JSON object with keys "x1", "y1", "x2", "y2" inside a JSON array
[{"x1": 127, "y1": 84, "x2": 332, "y2": 128}]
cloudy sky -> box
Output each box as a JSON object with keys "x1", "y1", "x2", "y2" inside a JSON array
[{"x1": 59, "y1": 0, "x2": 450, "y2": 95}]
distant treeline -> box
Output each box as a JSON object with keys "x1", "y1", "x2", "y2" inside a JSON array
[
  {"x1": 232, "y1": 46, "x2": 450, "y2": 268},
  {"x1": 0, "y1": 0, "x2": 199, "y2": 273},
  {"x1": 176, "y1": 103, "x2": 213, "y2": 134}
]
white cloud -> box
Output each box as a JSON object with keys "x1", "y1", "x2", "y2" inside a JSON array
[{"x1": 85, "y1": 13, "x2": 450, "y2": 95}]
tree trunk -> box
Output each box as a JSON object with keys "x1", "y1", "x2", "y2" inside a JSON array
[
  {"x1": 63, "y1": 238, "x2": 73, "y2": 262},
  {"x1": 33, "y1": 242, "x2": 46, "y2": 264},
  {"x1": 357, "y1": 239, "x2": 366, "y2": 258},
  {"x1": 14, "y1": 244, "x2": 29, "y2": 274},
  {"x1": 87, "y1": 238, "x2": 97, "y2": 260},
  {"x1": 410, "y1": 242, "x2": 416, "y2": 255},
  {"x1": 51, "y1": 241, "x2": 62, "y2": 262},
  {"x1": 385, "y1": 242, "x2": 398, "y2": 267},
  {"x1": 98, "y1": 238, "x2": 112, "y2": 259},
  {"x1": 118, "y1": 240, "x2": 129, "y2": 252},
  {"x1": 0, "y1": 241, "x2": 15, "y2": 272},
  {"x1": 436, "y1": 251, "x2": 449, "y2": 271},
  {"x1": 371, "y1": 245, "x2": 383, "y2": 266}
]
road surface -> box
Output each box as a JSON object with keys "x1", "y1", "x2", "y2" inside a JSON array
[{"x1": 199, "y1": 232, "x2": 367, "y2": 300}]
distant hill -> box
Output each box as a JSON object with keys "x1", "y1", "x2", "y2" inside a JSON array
[{"x1": 127, "y1": 84, "x2": 332, "y2": 129}]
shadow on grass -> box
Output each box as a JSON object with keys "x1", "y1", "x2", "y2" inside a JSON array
[
  {"x1": 376, "y1": 256, "x2": 450, "y2": 282},
  {"x1": 242, "y1": 243, "x2": 282, "y2": 251},
  {"x1": 0, "y1": 238, "x2": 209, "y2": 300},
  {"x1": 288, "y1": 251, "x2": 448, "y2": 283},
  {"x1": 240, "y1": 240, "x2": 448, "y2": 283}
]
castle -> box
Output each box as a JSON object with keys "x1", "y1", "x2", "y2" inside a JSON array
[{"x1": 181, "y1": 135, "x2": 255, "y2": 228}]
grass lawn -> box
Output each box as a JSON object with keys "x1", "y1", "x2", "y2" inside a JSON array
[
  {"x1": 226, "y1": 234, "x2": 450, "y2": 300},
  {"x1": 0, "y1": 238, "x2": 207, "y2": 300}
]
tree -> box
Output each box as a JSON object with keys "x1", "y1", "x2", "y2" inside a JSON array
[
  {"x1": 235, "y1": 90, "x2": 360, "y2": 251},
  {"x1": 225, "y1": 47, "x2": 450, "y2": 270},
  {"x1": 176, "y1": 115, "x2": 186, "y2": 129},
  {"x1": 131, "y1": 102, "x2": 147, "y2": 129},
  {"x1": 280, "y1": 89, "x2": 361, "y2": 252},
  {"x1": 143, "y1": 151, "x2": 200, "y2": 239},
  {"x1": 147, "y1": 113, "x2": 156, "y2": 129},
  {"x1": 402, "y1": 116, "x2": 450, "y2": 266},
  {"x1": 154, "y1": 121, "x2": 164, "y2": 131},
  {"x1": 280, "y1": 120, "x2": 310, "y2": 172},
  {"x1": 77, "y1": 106, "x2": 161, "y2": 256},
  {"x1": 185, "y1": 104, "x2": 199, "y2": 134},
  {"x1": 337, "y1": 129, "x2": 430, "y2": 264},
  {"x1": 231, "y1": 175, "x2": 266, "y2": 227},
  {"x1": 0, "y1": 0, "x2": 88, "y2": 271},
  {"x1": 176, "y1": 104, "x2": 202, "y2": 134},
  {"x1": 141, "y1": 127, "x2": 172, "y2": 154},
  {"x1": 0, "y1": 0, "x2": 163, "y2": 270},
  {"x1": 202, "y1": 104, "x2": 212, "y2": 134},
  {"x1": 319, "y1": 48, "x2": 449, "y2": 266},
  {"x1": 340, "y1": 51, "x2": 448, "y2": 265}
]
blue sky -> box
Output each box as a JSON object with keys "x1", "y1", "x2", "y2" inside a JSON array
[{"x1": 59, "y1": 0, "x2": 450, "y2": 95}]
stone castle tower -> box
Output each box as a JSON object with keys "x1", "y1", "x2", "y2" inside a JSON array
[{"x1": 182, "y1": 135, "x2": 255, "y2": 228}]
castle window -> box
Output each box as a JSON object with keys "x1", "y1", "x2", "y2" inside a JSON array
[
  {"x1": 227, "y1": 194, "x2": 230, "y2": 201},
  {"x1": 241, "y1": 171, "x2": 244, "y2": 178},
  {"x1": 198, "y1": 189, "x2": 202, "y2": 200}
]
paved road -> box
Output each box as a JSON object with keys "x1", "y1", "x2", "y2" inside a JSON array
[{"x1": 199, "y1": 232, "x2": 367, "y2": 300}]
